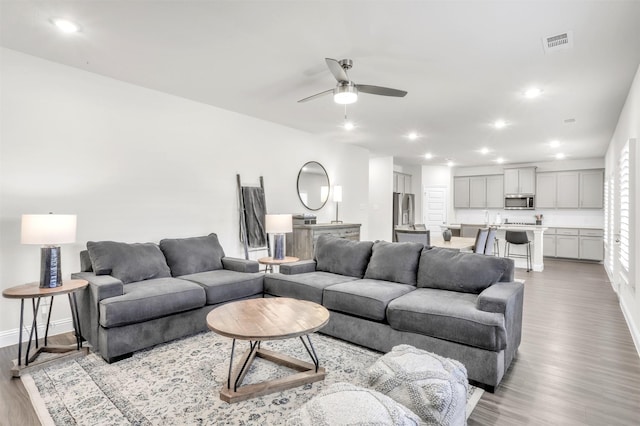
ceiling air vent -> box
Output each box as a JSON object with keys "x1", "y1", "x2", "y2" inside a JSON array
[{"x1": 542, "y1": 31, "x2": 574, "y2": 53}]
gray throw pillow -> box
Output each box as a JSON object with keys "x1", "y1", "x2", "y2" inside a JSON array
[
  {"x1": 364, "y1": 241, "x2": 424, "y2": 285},
  {"x1": 87, "y1": 241, "x2": 171, "y2": 284},
  {"x1": 417, "y1": 247, "x2": 512, "y2": 293},
  {"x1": 314, "y1": 235, "x2": 373, "y2": 278},
  {"x1": 159, "y1": 233, "x2": 226, "y2": 277}
]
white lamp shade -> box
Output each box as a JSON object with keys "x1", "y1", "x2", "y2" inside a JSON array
[
  {"x1": 21, "y1": 214, "x2": 77, "y2": 245},
  {"x1": 265, "y1": 214, "x2": 292, "y2": 234},
  {"x1": 333, "y1": 185, "x2": 343, "y2": 202}
]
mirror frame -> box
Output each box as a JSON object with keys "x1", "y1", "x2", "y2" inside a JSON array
[{"x1": 296, "y1": 161, "x2": 330, "y2": 211}]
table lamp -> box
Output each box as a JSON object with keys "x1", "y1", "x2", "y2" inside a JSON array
[
  {"x1": 21, "y1": 213, "x2": 77, "y2": 288},
  {"x1": 332, "y1": 185, "x2": 343, "y2": 224},
  {"x1": 265, "y1": 214, "x2": 292, "y2": 260}
]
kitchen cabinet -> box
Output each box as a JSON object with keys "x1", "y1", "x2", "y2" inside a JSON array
[
  {"x1": 393, "y1": 172, "x2": 412, "y2": 194},
  {"x1": 556, "y1": 172, "x2": 580, "y2": 208},
  {"x1": 556, "y1": 233, "x2": 579, "y2": 258},
  {"x1": 486, "y1": 175, "x2": 504, "y2": 208},
  {"x1": 580, "y1": 170, "x2": 604, "y2": 208},
  {"x1": 543, "y1": 227, "x2": 556, "y2": 257},
  {"x1": 536, "y1": 173, "x2": 557, "y2": 208},
  {"x1": 504, "y1": 167, "x2": 536, "y2": 195},
  {"x1": 454, "y1": 175, "x2": 503, "y2": 209},
  {"x1": 454, "y1": 177, "x2": 470, "y2": 208},
  {"x1": 579, "y1": 229, "x2": 604, "y2": 261},
  {"x1": 469, "y1": 177, "x2": 487, "y2": 208}
]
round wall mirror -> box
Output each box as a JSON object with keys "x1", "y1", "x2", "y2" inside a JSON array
[{"x1": 297, "y1": 161, "x2": 330, "y2": 211}]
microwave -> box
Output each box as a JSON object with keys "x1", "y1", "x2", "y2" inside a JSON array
[{"x1": 504, "y1": 196, "x2": 535, "y2": 210}]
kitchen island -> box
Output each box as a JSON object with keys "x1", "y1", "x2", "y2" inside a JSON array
[{"x1": 442, "y1": 224, "x2": 548, "y2": 271}]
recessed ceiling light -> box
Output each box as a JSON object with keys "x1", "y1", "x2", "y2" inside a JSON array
[
  {"x1": 549, "y1": 140, "x2": 560, "y2": 148},
  {"x1": 408, "y1": 132, "x2": 418, "y2": 141},
  {"x1": 480, "y1": 147, "x2": 490, "y2": 155},
  {"x1": 496, "y1": 157, "x2": 505, "y2": 164},
  {"x1": 494, "y1": 119, "x2": 507, "y2": 129},
  {"x1": 51, "y1": 18, "x2": 80, "y2": 33},
  {"x1": 343, "y1": 121, "x2": 355, "y2": 131},
  {"x1": 447, "y1": 160, "x2": 454, "y2": 167},
  {"x1": 524, "y1": 87, "x2": 543, "y2": 99},
  {"x1": 555, "y1": 153, "x2": 565, "y2": 160},
  {"x1": 424, "y1": 153, "x2": 433, "y2": 160}
]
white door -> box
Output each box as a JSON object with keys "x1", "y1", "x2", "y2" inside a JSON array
[{"x1": 424, "y1": 186, "x2": 448, "y2": 234}]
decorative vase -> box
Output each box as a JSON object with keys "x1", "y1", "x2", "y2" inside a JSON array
[
  {"x1": 442, "y1": 229, "x2": 452, "y2": 241},
  {"x1": 536, "y1": 220, "x2": 542, "y2": 225}
]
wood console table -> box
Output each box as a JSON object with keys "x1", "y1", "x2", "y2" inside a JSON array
[{"x1": 286, "y1": 223, "x2": 361, "y2": 260}]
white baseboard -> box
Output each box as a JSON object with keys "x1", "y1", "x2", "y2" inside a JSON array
[
  {"x1": 619, "y1": 297, "x2": 640, "y2": 358},
  {"x1": 0, "y1": 318, "x2": 75, "y2": 348}
]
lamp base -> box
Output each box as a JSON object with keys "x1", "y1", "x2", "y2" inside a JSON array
[
  {"x1": 40, "y1": 246, "x2": 63, "y2": 288},
  {"x1": 273, "y1": 234, "x2": 286, "y2": 260}
]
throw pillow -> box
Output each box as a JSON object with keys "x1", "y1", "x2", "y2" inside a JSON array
[
  {"x1": 159, "y1": 233, "x2": 225, "y2": 277},
  {"x1": 367, "y1": 344, "x2": 468, "y2": 426},
  {"x1": 417, "y1": 247, "x2": 512, "y2": 294},
  {"x1": 285, "y1": 382, "x2": 420, "y2": 426},
  {"x1": 314, "y1": 235, "x2": 373, "y2": 278},
  {"x1": 364, "y1": 241, "x2": 424, "y2": 285},
  {"x1": 87, "y1": 241, "x2": 171, "y2": 284}
]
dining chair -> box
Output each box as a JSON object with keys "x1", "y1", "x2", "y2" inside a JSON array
[
  {"x1": 473, "y1": 228, "x2": 490, "y2": 254},
  {"x1": 484, "y1": 227, "x2": 498, "y2": 255},
  {"x1": 395, "y1": 229, "x2": 431, "y2": 246},
  {"x1": 460, "y1": 224, "x2": 483, "y2": 238}
]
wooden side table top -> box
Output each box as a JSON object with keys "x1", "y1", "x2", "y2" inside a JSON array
[
  {"x1": 2, "y1": 279, "x2": 89, "y2": 299},
  {"x1": 207, "y1": 297, "x2": 329, "y2": 341},
  {"x1": 257, "y1": 256, "x2": 299, "y2": 265}
]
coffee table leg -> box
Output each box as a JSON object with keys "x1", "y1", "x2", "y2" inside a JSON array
[
  {"x1": 227, "y1": 339, "x2": 236, "y2": 390},
  {"x1": 233, "y1": 341, "x2": 259, "y2": 391},
  {"x1": 299, "y1": 335, "x2": 320, "y2": 373}
]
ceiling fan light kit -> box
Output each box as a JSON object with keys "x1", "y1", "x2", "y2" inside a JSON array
[{"x1": 298, "y1": 58, "x2": 407, "y2": 104}]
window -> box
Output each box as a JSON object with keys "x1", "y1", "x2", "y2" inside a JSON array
[
  {"x1": 618, "y1": 140, "x2": 632, "y2": 290},
  {"x1": 604, "y1": 176, "x2": 615, "y2": 275}
]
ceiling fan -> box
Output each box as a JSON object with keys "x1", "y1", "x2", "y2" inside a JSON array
[{"x1": 298, "y1": 58, "x2": 408, "y2": 104}]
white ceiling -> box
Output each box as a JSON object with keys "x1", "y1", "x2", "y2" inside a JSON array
[{"x1": 2, "y1": 1, "x2": 640, "y2": 167}]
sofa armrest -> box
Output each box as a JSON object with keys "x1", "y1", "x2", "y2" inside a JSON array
[
  {"x1": 477, "y1": 281, "x2": 524, "y2": 362},
  {"x1": 222, "y1": 257, "x2": 260, "y2": 273},
  {"x1": 72, "y1": 272, "x2": 124, "y2": 301},
  {"x1": 280, "y1": 260, "x2": 317, "y2": 275}
]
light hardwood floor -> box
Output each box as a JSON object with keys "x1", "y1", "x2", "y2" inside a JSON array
[{"x1": 1, "y1": 259, "x2": 639, "y2": 425}]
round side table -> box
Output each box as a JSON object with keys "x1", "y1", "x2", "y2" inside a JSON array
[
  {"x1": 2, "y1": 279, "x2": 89, "y2": 377},
  {"x1": 257, "y1": 256, "x2": 299, "y2": 273}
]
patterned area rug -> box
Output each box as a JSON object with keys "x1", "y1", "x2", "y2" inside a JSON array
[{"x1": 23, "y1": 332, "x2": 483, "y2": 425}]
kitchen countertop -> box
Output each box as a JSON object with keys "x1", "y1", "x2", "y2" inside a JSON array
[{"x1": 444, "y1": 224, "x2": 603, "y2": 230}]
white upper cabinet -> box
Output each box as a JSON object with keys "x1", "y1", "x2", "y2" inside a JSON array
[
  {"x1": 556, "y1": 171, "x2": 580, "y2": 208},
  {"x1": 504, "y1": 167, "x2": 536, "y2": 195},
  {"x1": 536, "y1": 173, "x2": 557, "y2": 208},
  {"x1": 469, "y1": 177, "x2": 487, "y2": 208},
  {"x1": 454, "y1": 177, "x2": 470, "y2": 208},
  {"x1": 486, "y1": 175, "x2": 504, "y2": 208},
  {"x1": 580, "y1": 170, "x2": 604, "y2": 208}
]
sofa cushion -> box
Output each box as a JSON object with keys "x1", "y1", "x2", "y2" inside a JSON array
[
  {"x1": 386, "y1": 288, "x2": 507, "y2": 351},
  {"x1": 364, "y1": 241, "x2": 424, "y2": 285},
  {"x1": 323, "y1": 279, "x2": 415, "y2": 321},
  {"x1": 315, "y1": 235, "x2": 373, "y2": 278},
  {"x1": 179, "y1": 269, "x2": 263, "y2": 304},
  {"x1": 264, "y1": 272, "x2": 358, "y2": 304},
  {"x1": 417, "y1": 247, "x2": 512, "y2": 294},
  {"x1": 99, "y1": 277, "x2": 206, "y2": 328},
  {"x1": 159, "y1": 234, "x2": 225, "y2": 277},
  {"x1": 87, "y1": 241, "x2": 171, "y2": 284}
]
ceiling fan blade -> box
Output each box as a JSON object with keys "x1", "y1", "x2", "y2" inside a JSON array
[
  {"x1": 297, "y1": 88, "x2": 334, "y2": 103},
  {"x1": 325, "y1": 58, "x2": 349, "y2": 83},
  {"x1": 356, "y1": 84, "x2": 408, "y2": 97}
]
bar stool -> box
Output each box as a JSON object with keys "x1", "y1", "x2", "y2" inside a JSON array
[{"x1": 504, "y1": 230, "x2": 532, "y2": 272}]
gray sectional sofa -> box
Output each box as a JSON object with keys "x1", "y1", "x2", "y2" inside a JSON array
[
  {"x1": 72, "y1": 232, "x2": 523, "y2": 391},
  {"x1": 264, "y1": 235, "x2": 524, "y2": 391},
  {"x1": 71, "y1": 234, "x2": 263, "y2": 362}
]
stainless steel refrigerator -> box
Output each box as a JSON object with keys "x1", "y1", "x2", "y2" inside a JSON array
[{"x1": 392, "y1": 192, "x2": 415, "y2": 241}]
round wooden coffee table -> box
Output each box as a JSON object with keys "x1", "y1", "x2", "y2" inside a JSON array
[{"x1": 207, "y1": 297, "x2": 330, "y2": 403}]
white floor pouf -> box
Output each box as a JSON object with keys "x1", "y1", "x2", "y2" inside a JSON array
[
  {"x1": 367, "y1": 344, "x2": 469, "y2": 426},
  {"x1": 285, "y1": 382, "x2": 421, "y2": 426}
]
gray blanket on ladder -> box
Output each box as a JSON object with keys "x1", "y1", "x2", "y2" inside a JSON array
[{"x1": 242, "y1": 186, "x2": 267, "y2": 248}]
